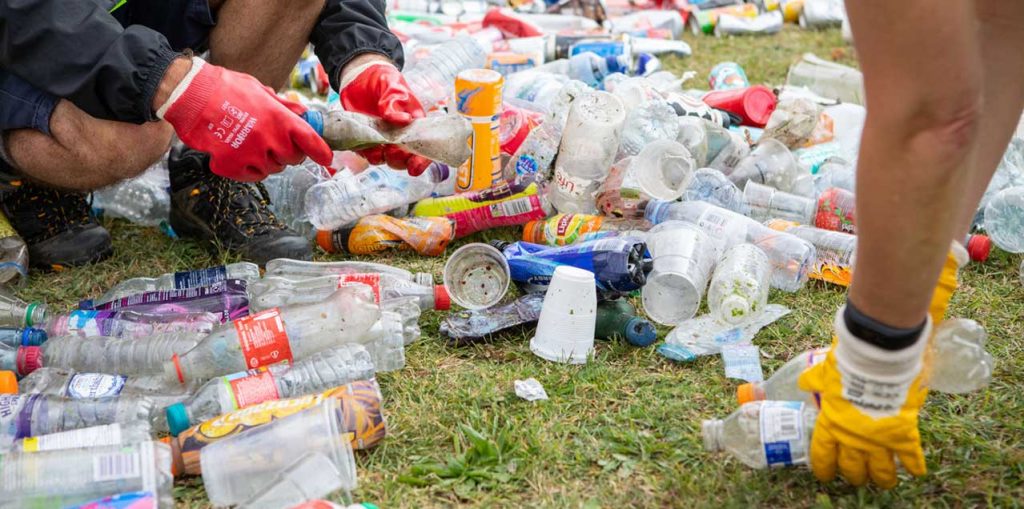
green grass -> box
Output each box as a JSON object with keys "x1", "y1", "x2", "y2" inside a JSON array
[{"x1": 18, "y1": 26, "x2": 1024, "y2": 508}]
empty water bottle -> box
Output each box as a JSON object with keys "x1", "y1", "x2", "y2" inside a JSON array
[
  {"x1": 725, "y1": 139, "x2": 809, "y2": 195},
  {"x1": 95, "y1": 262, "x2": 261, "y2": 305},
  {"x1": 263, "y1": 160, "x2": 332, "y2": 237},
  {"x1": 164, "y1": 344, "x2": 375, "y2": 435},
  {"x1": 404, "y1": 35, "x2": 489, "y2": 110},
  {"x1": 538, "y1": 52, "x2": 630, "y2": 89},
  {"x1": 17, "y1": 367, "x2": 189, "y2": 411},
  {"x1": 0, "y1": 393, "x2": 155, "y2": 449},
  {"x1": 618, "y1": 100, "x2": 681, "y2": 157},
  {"x1": 708, "y1": 244, "x2": 771, "y2": 325},
  {"x1": 91, "y1": 159, "x2": 171, "y2": 227},
  {"x1": 0, "y1": 287, "x2": 46, "y2": 328},
  {"x1": 683, "y1": 168, "x2": 747, "y2": 213},
  {"x1": 264, "y1": 258, "x2": 434, "y2": 288},
  {"x1": 305, "y1": 167, "x2": 436, "y2": 231},
  {"x1": 984, "y1": 186, "x2": 1024, "y2": 253},
  {"x1": 550, "y1": 91, "x2": 627, "y2": 213},
  {"x1": 0, "y1": 211, "x2": 28, "y2": 286},
  {"x1": 249, "y1": 272, "x2": 448, "y2": 312},
  {"x1": 0, "y1": 343, "x2": 40, "y2": 377},
  {"x1": 0, "y1": 327, "x2": 46, "y2": 348},
  {"x1": 45, "y1": 309, "x2": 220, "y2": 340},
  {"x1": 703, "y1": 400, "x2": 817, "y2": 469},
  {"x1": 5, "y1": 421, "x2": 153, "y2": 453},
  {"x1": 743, "y1": 181, "x2": 816, "y2": 224},
  {"x1": 765, "y1": 219, "x2": 856, "y2": 286},
  {"x1": 42, "y1": 333, "x2": 201, "y2": 375}
]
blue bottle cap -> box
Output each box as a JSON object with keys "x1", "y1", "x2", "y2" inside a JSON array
[
  {"x1": 301, "y1": 110, "x2": 325, "y2": 137},
  {"x1": 166, "y1": 403, "x2": 191, "y2": 437},
  {"x1": 624, "y1": 317, "x2": 657, "y2": 347},
  {"x1": 22, "y1": 328, "x2": 46, "y2": 347}
]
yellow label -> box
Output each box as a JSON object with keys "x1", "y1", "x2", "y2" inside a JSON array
[{"x1": 22, "y1": 437, "x2": 38, "y2": 452}]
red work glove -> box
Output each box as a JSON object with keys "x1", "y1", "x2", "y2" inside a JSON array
[
  {"x1": 158, "y1": 57, "x2": 333, "y2": 182},
  {"x1": 339, "y1": 59, "x2": 432, "y2": 176}
]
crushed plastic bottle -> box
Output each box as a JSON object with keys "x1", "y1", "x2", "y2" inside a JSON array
[
  {"x1": 263, "y1": 160, "x2": 332, "y2": 237},
  {"x1": 164, "y1": 344, "x2": 375, "y2": 435},
  {"x1": 45, "y1": 309, "x2": 220, "y2": 340},
  {"x1": 404, "y1": 34, "x2": 489, "y2": 110},
  {"x1": 708, "y1": 244, "x2": 771, "y2": 326},
  {"x1": 0, "y1": 210, "x2": 28, "y2": 286},
  {"x1": 94, "y1": 262, "x2": 261, "y2": 305},
  {"x1": 4, "y1": 421, "x2": 152, "y2": 453},
  {"x1": 683, "y1": 168, "x2": 747, "y2": 214},
  {"x1": 0, "y1": 327, "x2": 46, "y2": 348},
  {"x1": 316, "y1": 215, "x2": 455, "y2": 257},
  {"x1": 412, "y1": 180, "x2": 552, "y2": 238},
  {"x1": 264, "y1": 259, "x2": 434, "y2": 288},
  {"x1": 983, "y1": 186, "x2": 1024, "y2": 253},
  {"x1": 523, "y1": 213, "x2": 650, "y2": 246},
  {"x1": 304, "y1": 167, "x2": 437, "y2": 231},
  {"x1": 703, "y1": 400, "x2": 816, "y2": 469},
  {"x1": 42, "y1": 333, "x2": 200, "y2": 376},
  {"x1": 91, "y1": 159, "x2": 170, "y2": 227},
  {"x1": 164, "y1": 285, "x2": 380, "y2": 385},
  {"x1": 0, "y1": 393, "x2": 155, "y2": 449},
  {"x1": 550, "y1": 91, "x2": 627, "y2": 213},
  {"x1": 658, "y1": 304, "x2": 792, "y2": 362},
  {"x1": 492, "y1": 237, "x2": 650, "y2": 295},
  {"x1": 0, "y1": 286, "x2": 46, "y2": 328},
  {"x1": 765, "y1": 219, "x2": 856, "y2": 286},
  {"x1": 248, "y1": 272, "x2": 447, "y2": 312},
  {"x1": 596, "y1": 139, "x2": 696, "y2": 218},
  {"x1": 618, "y1": 100, "x2": 681, "y2": 157}
]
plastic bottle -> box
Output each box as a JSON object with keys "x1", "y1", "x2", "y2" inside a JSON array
[
  {"x1": 618, "y1": 100, "x2": 681, "y2": 157},
  {"x1": 94, "y1": 262, "x2": 261, "y2": 306},
  {"x1": 743, "y1": 181, "x2": 816, "y2": 224},
  {"x1": 0, "y1": 210, "x2": 28, "y2": 286},
  {"x1": 537, "y1": 52, "x2": 629, "y2": 89},
  {"x1": 0, "y1": 441, "x2": 173, "y2": 508},
  {"x1": 503, "y1": 71, "x2": 570, "y2": 111},
  {"x1": 90, "y1": 159, "x2": 171, "y2": 227},
  {"x1": 411, "y1": 180, "x2": 552, "y2": 238},
  {"x1": 164, "y1": 344, "x2": 375, "y2": 435},
  {"x1": 263, "y1": 159, "x2": 332, "y2": 237},
  {"x1": 760, "y1": 97, "x2": 823, "y2": 149},
  {"x1": 17, "y1": 367, "x2": 189, "y2": 401},
  {"x1": 725, "y1": 139, "x2": 807, "y2": 194},
  {"x1": 404, "y1": 34, "x2": 489, "y2": 110},
  {"x1": 983, "y1": 186, "x2": 1024, "y2": 253},
  {"x1": 45, "y1": 309, "x2": 220, "y2": 340},
  {"x1": 814, "y1": 186, "x2": 857, "y2": 234},
  {"x1": 164, "y1": 285, "x2": 380, "y2": 385},
  {"x1": 264, "y1": 259, "x2": 434, "y2": 288},
  {"x1": 0, "y1": 286, "x2": 46, "y2": 328},
  {"x1": 0, "y1": 393, "x2": 155, "y2": 449},
  {"x1": 0, "y1": 343, "x2": 41, "y2": 377},
  {"x1": 549, "y1": 91, "x2": 628, "y2": 214},
  {"x1": 765, "y1": 219, "x2": 856, "y2": 286},
  {"x1": 594, "y1": 299, "x2": 657, "y2": 347},
  {"x1": 708, "y1": 244, "x2": 771, "y2": 325},
  {"x1": 80, "y1": 279, "x2": 251, "y2": 324},
  {"x1": 0, "y1": 327, "x2": 46, "y2": 347},
  {"x1": 646, "y1": 200, "x2": 815, "y2": 292},
  {"x1": 683, "y1": 168, "x2": 747, "y2": 213},
  {"x1": 304, "y1": 167, "x2": 436, "y2": 231},
  {"x1": 4, "y1": 421, "x2": 153, "y2": 453},
  {"x1": 523, "y1": 214, "x2": 650, "y2": 246},
  {"x1": 702, "y1": 401, "x2": 817, "y2": 469},
  {"x1": 812, "y1": 157, "x2": 855, "y2": 195},
  {"x1": 42, "y1": 333, "x2": 201, "y2": 376},
  {"x1": 249, "y1": 272, "x2": 448, "y2": 313},
  {"x1": 454, "y1": 69, "x2": 504, "y2": 193},
  {"x1": 316, "y1": 215, "x2": 454, "y2": 257},
  {"x1": 493, "y1": 238, "x2": 651, "y2": 295}
]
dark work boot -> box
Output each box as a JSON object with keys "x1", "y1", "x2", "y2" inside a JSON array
[
  {"x1": 167, "y1": 146, "x2": 312, "y2": 266},
  {"x1": 0, "y1": 180, "x2": 113, "y2": 270}
]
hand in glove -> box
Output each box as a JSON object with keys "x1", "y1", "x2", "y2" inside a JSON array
[
  {"x1": 157, "y1": 57, "x2": 333, "y2": 182},
  {"x1": 339, "y1": 57, "x2": 432, "y2": 176}
]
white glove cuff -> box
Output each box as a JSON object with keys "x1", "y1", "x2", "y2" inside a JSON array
[
  {"x1": 156, "y1": 57, "x2": 206, "y2": 119},
  {"x1": 950, "y1": 240, "x2": 969, "y2": 269},
  {"x1": 338, "y1": 60, "x2": 395, "y2": 91}
]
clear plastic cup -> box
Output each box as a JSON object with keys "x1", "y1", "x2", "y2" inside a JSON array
[
  {"x1": 743, "y1": 182, "x2": 816, "y2": 224},
  {"x1": 530, "y1": 265, "x2": 597, "y2": 364},
  {"x1": 641, "y1": 221, "x2": 717, "y2": 325},
  {"x1": 443, "y1": 243, "x2": 511, "y2": 310},
  {"x1": 726, "y1": 139, "x2": 803, "y2": 193}
]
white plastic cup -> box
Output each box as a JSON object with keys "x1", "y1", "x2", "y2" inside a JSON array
[
  {"x1": 200, "y1": 400, "x2": 357, "y2": 508},
  {"x1": 530, "y1": 265, "x2": 597, "y2": 364},
  {"x1": 631, "y1": 139, "x2": 696, "y2": 201},
  {"x1": 642, "y1": 221, "x2": 717, "y2": 325},
  {"x1": 443, "y1": 243, "x2": 511, "y2": 310}
]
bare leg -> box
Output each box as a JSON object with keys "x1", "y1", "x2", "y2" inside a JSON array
[
  {"x1": 206, "y1": 0, "x2": 325, "y2": 89},
  {"x1": 845, "y1": 0, "x2": 982, "y2": 328},
  {"x1": 951, "y1": 0, "x2": 1024, "y2": 239},
  {"x1": 3, "y1": 100, "x2": 173, "y2": 191}
]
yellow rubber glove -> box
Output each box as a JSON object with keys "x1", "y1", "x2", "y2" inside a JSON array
[
  {"x1": 928, "y1": 241, "x2": 968, "y2": 325},
  {"x1": 798, "y1": 309, "x2": 931, "y2": 488}
]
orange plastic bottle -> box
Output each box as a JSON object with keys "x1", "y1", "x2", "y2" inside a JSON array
[{"x1": 316, "y1": 215, "x2": 455, "y2": 257}]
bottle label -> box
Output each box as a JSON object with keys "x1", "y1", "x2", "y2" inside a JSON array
[
  {"x1": 336, "y1": 273, "x2": 382, "y2": 303},
  {"x1": 223, "y1": 369, "x2": 280, "y2": 410},
  {"x1": 65, "y1": 373, "x2": 127, "y2": 399},
  {"x1": 554, "y1": 167, "x2": 592, "y2": 199},
  {"x1": 760, "y1": 401, "x2": 806, "y2": 467},
  {"x1": 65, "y1": 310, "x2": 103, "y2": 335},
  {"x1": 173, "y1": 265, "x2": 228, "y2": 289},
  {"x1": 513, "y1": 154, "x2": 539, "y2": 176},
  {"x1": 24, "y1": 423, "x2": 123, "y2": 452},
  {"x1": 233, "y1": 308, "x2": 293, "y2": 369},
  {"x1": 488, "y1": 196, "x2": 534, "y2": 218},
  {"x1": 545, "y1": 213, "x2": 595, "y2": 245},
  {"x1": 443, "y1": 184, "x2": 546, "y2": 238}
]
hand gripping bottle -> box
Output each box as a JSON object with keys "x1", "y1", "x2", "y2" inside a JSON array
[
  {"x1": 523, "y1": 213, "x2": 650, "y2": 246},
  {"x1": 165, "y1": 285, "x2": 380, "y2": 385},
  {"x1": 702, "y1": 400, "x2": 817, "y2": 469},
  {"x1": 0, "y1": 393, "x2": 155, "y2": 449},
  {"x1": 264, "y1": 258, "x2": 434, "y2": 287},
  {"x1": 0, "y1": 343, "x2": 42, "y2": 377},
  {"x1": 42, "y1": 333, "x2": 201, "y2": 376},
  {"x1": 0, "y1": 286, "x2": 46, "y2": 328},
  {"x1": 248, "y1": 273, "x2": 449, "y2": 313},
  {"x1": 316, "y1": 215, "x2": 455, "y2": 257},
  {"x1": 45, "y1": 309, "x2": 220, "y2": 340},
  {"x1": 412, "y1": 180, "x2": 552, "y2": 238},
  {"x1": 94, "y1": 262, "x2": 261, "y2": 304},
  {"x1": 164, "y1": 344, "x2": 375, "y2": 435}
]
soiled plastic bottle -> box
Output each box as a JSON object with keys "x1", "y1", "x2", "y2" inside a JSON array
[
  {"x1": 91, "y1": 159, "x2": 170, "y2": 227},
  {"x1": 96, "y1": 263, "x2": 260, "y2": 304},
  {"x1": 0, "y1": 441, "x2": 173, "y2": 508},
  {"x1": 646, "y1": 200, "x2": 815, "y2": 292},
  {"x1": 42, "y1": 333, "x2": 201, "y2": 375},
  {"x1": 249, "y1": 273, "x2": 448, "y2": 313},
  {"x1": 45, "y1": 309, "x2": 220, "y2": 340},
  {"x1": 523, "y1": 214, "x2": 650, "y2": 246},
  {"x1": 0, "y1": 393, "x2": 155, "y2": 449},
  {"x1": 263, "y1": 159, "x2": 332, "y2": 237},
  {"x1": 550, "y1": 91, "x2": 628, "y2": 214},
  {"x1": 0, "y1": 344, "x2": 41, "y2": 377},
  {"x1": 316, "y1": 215, "x2": 455, "y2": 256},
  {"x1": 765, "y1": 219, "x2": 855, "y2": 286},
  {"x1": 0, "y1": 210, "x2": 28, "y2": 286},
  {"x1": 702, "y1": 401, "x2": 817, "y2": 469},
  {"x1": 165, "y1": 285, "x2": 380, "y2": 385},
  {"x1": 164, "y1": 344, "x2": 375, "y2": 435},
  {"x1": 411, "y1": 180, "x2": 552, "y2": 238},
  {"x1": 264, "y1": 258, "x2": 434, "y2": 288},
  {"x1": 683, "y1": 168, "x2": 747, "y2": 213},
  {"x1": 707, "y1": 244, "x2": 771, "y2": 325},
  {"x1": 983, "y1": 186, "x2": 1024, "y2": 253},
  {"x1": 404, "y1": 35, "x2": 489, "y2": 110},
  {"x1": 0, "y1": 287, "x2": 46, "y2": 328},
  {"x1": 0, "y1": 327, "x2": 46, "y2": 348},
  {"x1": 4, "y1": 421, "x2": 152, "y2": 453},
  {"x1": 305, "y1": 167, "x2": 436, "y2": 231}
]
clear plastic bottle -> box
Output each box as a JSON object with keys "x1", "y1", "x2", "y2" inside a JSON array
[
  {"x1": 812, "y1": 156, "x2": 855, "y2": 195},
  {"x1": 404, "y1": 35, "x2": 489, "y2": 110},
  {"x1": 708, "y1": 244, "x2": 771, "y2": 325},
  {"x1": 249, "y1": 273, "x2": 448, "y2": 312},
  {"x1": 0, "y1": 210, "x2": 28, "y2": 286},
  {"x1": 304, "y1": 167, "x2": 435, "y2": 231},
  {"x1": 725, "y1": 139, "x2": 807, "y2": 194},
  {"x1": 164, "y1": 344, "x2": 375, "y2": 435},
  {"x1": 702, "y1": 400, "x2": 817, "y2": 469},
  {"x1": 538, "y1": 52, "x2": 630, "y2": 89},
  {"x1": 504, "y1": 71, "x2": 570, "y2": 111},
  {"x1": 550, "y1": 91, "x2": 627, "y2": 214},
  {"x1": 0, "y1": 343, "x2": 41, "y2": 377},
  {"x1": 164, "y1": 285, "x2": 380, "y2": 385},
  {"x1": 357, "y1": 310, "x2": 406, "y2": 372},
  {"x1": 0, "y1": 393, "x2": 155, "y2": 449},
  {"x1": 45, "y1": 309, "x2": 220, "y2": 340},
  {"x1": 683, "y1": 168, "x2": 747, "y2": 214},
  {"x1": 618, "y1": 99, "x2": 681, "y2": 158},
  {"x1": 0, "y1": 440, "x2": 173, "y2": 507},
  {"x1": 17, "y1": 367, "x2": 190, "y2": 403},
  {"x1": 90, "y1": 159, "x2": 170, "y2": 227},
  {"x1": 0, "y1": 286, "x2": 46, "y2": 328},
  {"x1": 765, "y1": 219, "x2": 856, "y2": 287},
  {"x1": 263, "y1": 160, "x2": 332, "y2": 238},
  {"x1": 743, "y1": 181, "x2": 816, "y2": 224},
  {"x1": 0, "y1": 327, "x2": 46, "y2": 348},
  {"x1": 95, "y1": 262, "x2": 261, "y2": 304},
  {"x1": 646, "y1": 200, "x2": 815, "y2": 292},
  {"x1": 264, "y1": 258, "x2": 434, "y2": 288},
  {"x1": 5, "y1": 421, "x2": 153, "y2": 453},
  {"x1": 42, "y1": 333, "x2": 201, "y2": 375},
  {"x1": 983, "y1": 186, "x2": 1024, "y2": 253}
]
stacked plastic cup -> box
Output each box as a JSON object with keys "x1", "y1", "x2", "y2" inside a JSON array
[
  {"x1": 641, "y1": 221, "x2": 718, "y2": 325},
  {"x1": 530, "y1": 265, "x2": 598, "y2": 364},
  {"x1": 443, "y1": 243, "x2": 511, "y2": 310}
]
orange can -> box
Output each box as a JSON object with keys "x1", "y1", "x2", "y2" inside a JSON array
[{"x1": 454, "y1": 69, "x2": 503, "y2": 193}]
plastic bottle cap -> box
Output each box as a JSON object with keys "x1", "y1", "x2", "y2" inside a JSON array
[
  {"x1": 522, "y1": 220, "x2": 544, "y2": 244},
  {"x1": 736, "y1": 382, "x2": 766, "y2": 404},
  {"x1": 433, "y1": 285, "x2": 451, "y2": 311},
  {"x1": 23, "y1": 327, "x2": 47, "y2": 347},
  {"x1": 166, "y1": 403, "x2": 191, "y2": 437},
  {"x1": 624, "y1": 317, "x2": 657, "y2": 347},
  {"x1": 719, "y1": 295, "x2": 751, "y2": 325},
  {"x1": 315, "y1": 229, "x2": 335, "y2": 253},
  {"x1": 966, "y1": 234, "x2": 992, "y2": 263},
  {"x1": 16, "y1": 346, "x2": 42, "y2": 377},
  {"x1": 0, "y1": 371, "x2": 17, "y2": 394}
]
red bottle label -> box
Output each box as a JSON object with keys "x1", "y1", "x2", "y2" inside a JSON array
[
  {"x1": 233, "y1": 308, "x2": 292, "y2": 369},
  {"x1": 227, "y1": 370, "x2": 281, "y2": 409},
  {"x1": 336, "y1": 273, "x2": 382, "y2": 303}
]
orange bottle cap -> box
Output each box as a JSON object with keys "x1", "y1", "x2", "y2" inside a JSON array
[
  {"x1": 0, "y1": 370, "x2": 18, "y2": 394},
  {"x1": 736, "y1": 383, "x2": 765, "y2": 405},
  {"x1": 522, "y1": 220, "x2": 544, "y2": 244}
]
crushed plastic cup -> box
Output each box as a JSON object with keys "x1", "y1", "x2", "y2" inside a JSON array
[
  {"x1": 530, "y1": 265, "x2": 597, "y2": 365},
  {"x1": 630, "y1": 139, "x2": 696, "y2": 201},
  {"x1": 200, "y1": 399, "x2": 357, "y2": 508},
  {"x1": 443, "y1": 243, "x2": 511, "y2": 310}
]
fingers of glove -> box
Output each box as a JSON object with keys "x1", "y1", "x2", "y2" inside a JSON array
[
  {"x1": 797, "y1": 359, "x2": 827, "y2": 393},
  {"x1": 897, "y1": 447, "x2": 927, "y2": 477},
  {"x1": 271, "y1": 91, "x2": 310, "y2": 116},
  {"x1": 808, "y1": 424, "x2": 839, "y2": 482},
  {"x1": 357, "y1": 147, "x2": 386, "y2": 165},
  {"x1": 867, "y1": 449, "x2": 899, "y2": 489},
  {"x1": 288, "y1": 122, "x2": 334, "y2": 166},
  {"x1": 837, "y1": 446, "x2": 869, "y2": 487},
  {"x1": 383, "y1": 144, "x2": 412, "y2": 170},
  {"x1": 378, "y1": 89, "x2": 426, "y2": 127},
  {"x1": 407, "y1": 155, "x2": 432, "y2": 177}
]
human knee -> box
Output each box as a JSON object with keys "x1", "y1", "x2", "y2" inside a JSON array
[{"x1": 872, "y1": 86, "x2": 982, "y2": 168}]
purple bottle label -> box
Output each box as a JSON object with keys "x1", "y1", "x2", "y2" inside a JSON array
[
  {"x1": 0, "y1": 393, "x2": 41, "y2": 440},
  {"x1": 172, "y1": 265, "x2": 228, "y2": 289},
  {"x1": 89, "y1": 280, "x2": 250, "y2": 323},
  {"x1": 66, "y1": 491, "x2": 157, "y2": 509}
]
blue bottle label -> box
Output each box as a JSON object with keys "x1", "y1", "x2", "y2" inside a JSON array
[{"x1": 65, "y1": 373, "x2": 127, "y2": 399}]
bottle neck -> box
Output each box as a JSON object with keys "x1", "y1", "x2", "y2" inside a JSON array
[{"x1": 702, "y1": 419, "x2": 724, "y2": 452}]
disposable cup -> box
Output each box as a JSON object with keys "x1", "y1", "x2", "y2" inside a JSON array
[
  {"x1": 530, "y1": 265, "x2": 597, "y2": 364},
  {"x1": 642, "y1": 221, "x2": 716, "y2": 325},
  {"x1": 443, "y1": 243, "x2": 511, "y2": 309},
  {"x1": 631, "y1": 139, "x2": 695, "y2": 201}
]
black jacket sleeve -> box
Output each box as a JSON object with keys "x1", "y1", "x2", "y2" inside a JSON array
[
  {"x1": 310, "y1": 0, "x2": 404, "y2": 90},
  {"x1": 0, "y1": 0, "x2": 179, "y2": 123}
]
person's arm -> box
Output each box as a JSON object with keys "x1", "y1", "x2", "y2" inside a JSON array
[
  {"x1": 309, "y1": 0, "x2": 405, "y2": 90},
  {"x1": 0, "y1": 0, "x2": 180, "y2": 123}
]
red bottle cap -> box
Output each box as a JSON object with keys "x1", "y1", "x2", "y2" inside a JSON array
[
  {"x1": 966, "y1": 234, "x2": 992, "y2": 262},
  {"x1": 434, "y1": 285, "x2": 451, "y2": 311},
  {"x1": 16, "y1": 346, "x2": 42, "y2": 377}
]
